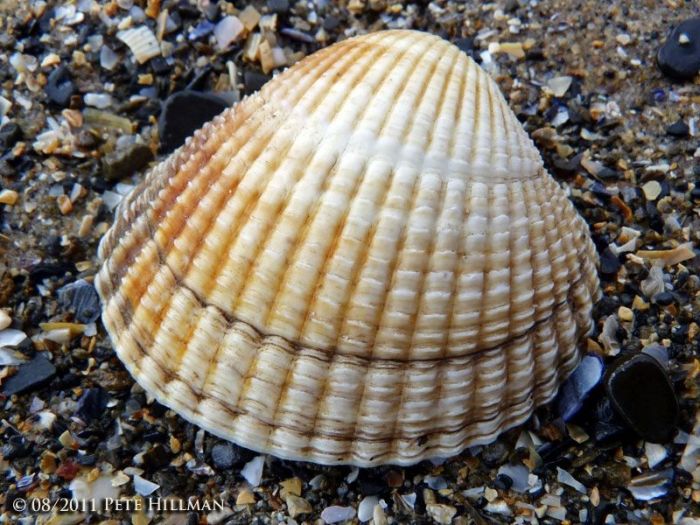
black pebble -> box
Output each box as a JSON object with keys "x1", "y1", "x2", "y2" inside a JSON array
[
  {"x1": 210, "y1": 442, "x2": 242, "y2": 469},
  {"x1": 481, "y1": 441, "x2": 509, "y2": 467},
  {"x1": 158, "y1": 90, "x2": 229, "y2": 154},
  {"x1": 101, "y1": 142, "x2": 154, "y2": 181},
  {"x1": 1, "y1": 434, "x2": 31, "y2": 460},
  {"x1": 2, "y1": 354, "x2": 56, "y2": 396},
  {"x1": 76, "y1": 387, "x2": 109, "y2": 421},
  {"x1": 323, "y1": 15, "x2": 340, "y2": 31},
  {"x1": 653, "y1": 291, "x2": 675, "y2": 306},
  {"x1": 267, "y1": 0, "x2": 289, "y2": 14},
  {"x1": 657, "y1": 17, "x2": 700, "y2": 81},
  {"x1": 46, "y1": 66, "x2": 75, "y2": 107},
  {"x1": 243, "y1": 71, "x2": 271, "y2": 95},
  {"x1": 0, "y1": 122, "x2": 22, "y2": 150},
  {"x1": 666, "y1": 119, "x2": 690, "y2": 137},
  {"x1": 494, "y1": 474, "x2": 513, "y2": 490},
  {"x1": 453, "y1": 37, "x2": 480, "y2": 62},
  {"x1": 691, "y1": 187, "x2": 700, "y2": 201},
  {"x1": 605, "y1": 353, "x2": 679, "y2": 443},
  {"x1": 142, "y1": 444, "x2": 171, "y2": 470},
  {"x1": 599, "y1": 248, "x2": 621, "y2": 275}
]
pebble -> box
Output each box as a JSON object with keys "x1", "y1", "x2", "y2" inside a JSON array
[
  {"x1": 0, "y1": 310, "x2": 10, "y2": 331},
  {"x1": 642, "y1": 180, "x2": 662, "y2": 201},
  {"x1": 657, "y1": 17, "x2": 700, "y2": 80},
  {"x1": 85, "y1": 93, "x2": 112, "y2": 109},
  {"x1": 556, "y1": 467, "x2": 586, "y2": 494},
  {"x1": 58, "y1": 280, "x2": 101, "y2": 323},
  {"x1": 100, "y1": 46, "x2": 119, "y2": 70},
  {"x1": 214, "y1": 16, "x2": 245, "y2": 51},
  {"x1": 134, "y1": 474, "x2": 160, "y2": 496},
  {"x1": 46, "y1": 66, "x2": 75, "y2": 107},
  {"x1": 2, "y1": 354, "x2": 56, "y2": 396},
  {"x1": 268, "y1": 0, "x2": 289, "y2": 13},
  {"x1": 285, "y1": 495, "x2": 312, "y2": 518},
  {"x1": 666, "y1": 119, "x2": 690, "y2": 137},
  {"x1": 426, "y1": 503, "x2": 457, "y2": 524},
  {"x1": 236, "y1": 488, "x2": 255, "y2": 505},
  {"x1": 321, "y1": 505, "x2": 356, "y2": 523},
  {"x1": 76, "y1": 387, "x2": 109, "y2": 421},
  {"x1": 645, "y1": 442, "x2": 668, "y2": 468},
  {"x1": 0, "y1": 122, "x2": 22, "y2": 150},
  {"x1": 210, "y1": 443, "x2": 241, "y2": 469},
  {"x1": 158, "y1": 91, "x2": 229, "y2": 154},
  {"x1": 240, "y1": 455, "x2": 265, "y2": 487},
  {"x1": 357, "y1": 496, "x2": 379, "y2": 522},
  {"x1": 653, "y1": 291, "x2": 675, "y2": 306},
  {"x1": 0, "y1": 189, "x2": 18, "y2": 206},
  {"x1": 481, "y1": 441, "x2": 509, "y2": 467},
  {"x1": 605, "y1": 353, "x2": 679, "y2": 442},
  {"x1": 142, "y1": 444, "x2": 170, "y2": 470},
  {"x1": 618, "y1": 306, "x2": 634, "y2": 322},
  {"x1": 102, "y1": 143, "x2": 154, "y2": 181},
  {"x1": 547, "y1": 75, "x2": 573, "y2": 97}
]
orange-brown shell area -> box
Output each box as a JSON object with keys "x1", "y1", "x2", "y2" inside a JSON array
[{"x1": 96, "y1": 30, "x2": 601, "y2": 466}]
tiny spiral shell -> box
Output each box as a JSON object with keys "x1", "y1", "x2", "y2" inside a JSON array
[{"x1": 96, "y1": 30, "x2": 601, "y2": 466}]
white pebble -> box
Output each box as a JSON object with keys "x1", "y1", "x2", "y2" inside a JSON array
[
  {"x1": 133, "y1": 474, "x2": 159, "y2": 496},
  {"x1": 215, "y1": 16, "x2": 245, "y2": 51},
  {"x1": 357, "y1": 496, "x2": 378, "y2": 523},
  {"x1": 320, "y1": 505, "x2": 356, "y2": 524},
  {"x1": 100, "y1": 46, "x2": 119, "y2": 70},
  {"x1": 557, "y1": 467, "x2": 587, "y2": 494},
  {"x1": 547, "y1": 76, "x2": 573, "y2": 97},
  {"x1": 240, "y1": 455, "x2": 265, "y2": 487},
  {"x1": 85, "y1": 93, "x2": 113, "y2": 109}
]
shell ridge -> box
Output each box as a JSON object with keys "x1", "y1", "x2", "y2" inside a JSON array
[
  {"x1": 303, "y1": 36, "x2": 442, "y2": 457},
  {"x1": 348, "y1": 42, "x2": 462, "y2": 459},
  {"x1": 259, "y1": 32, "x2": 418, "y2": 337},
  {"x1": 186, "y1": 37, "x2": 391, "y2": 317}
]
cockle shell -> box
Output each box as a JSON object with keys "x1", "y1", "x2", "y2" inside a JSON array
[{"x1": 96, "y1": 30, "x2": 601, "y2": 466}]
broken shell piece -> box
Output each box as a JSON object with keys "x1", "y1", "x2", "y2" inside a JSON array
[
  {"x1": 96, "y1": 30, "x2": 601, "y2": 466},
  {"x1": 117, "y1": 26, "x2": 161, "y2": 64}
]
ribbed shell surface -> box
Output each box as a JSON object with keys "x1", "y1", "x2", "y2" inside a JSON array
[{"x1": 96, "y1": 30, "x2": 601, "y2": 466}]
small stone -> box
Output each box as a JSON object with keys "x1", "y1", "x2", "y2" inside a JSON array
[
  {"x1": 240, "y1": 455, "x2": 265, "y2": 487},
  {"x1": 0, "y1": 310, "x2": 10, "y2": 331},
  {"x1": 357, "y1": 496, "x2": 379, "y2": 522},
  {"x1": 279, "y1": 477, "x2": 302, "y2": 498},
  {"x1": 267, "y1": 0, "x2": 289, "y2": 13},
  {"x1": 481, "y1": 441, "x2": 509, "y2": 467},
  {"x1": 243, "y1": 71, "x2": 270, "y2": 95},
  {"x1": 653, "y1": 291, "x2": 675, "y2": 306},
  {"x1": 547, "y1": 76, "x2": 573, "y2": 97},
  {"x1": 214, "y1": 16, "x2": 245, "y2": 51},
  {"x1": 557, "y1": 354, "x2": 604, "y2": 420},
  {"x1": 321, "y1": 505, "x2": 356, "y2": 523},
  {"x1": 0, "y1": 189, "x2": 18, "y2": 206},
  {"x1": 605, "y1": 353, "x2": 679, "y2": 442},
  {"x1": 373, "y1": 504, "x2": 388, "y2": 525},
  {"x1": 236, "y1": 488, "x2": 255, "y2": 505},
  {"x1": 488, "y1": 41, "x2": 525, "y2": 59},
  {"x1": 100, "y1": 46, "x2": 119, "y2": 70},
  {"x1": 46, "y1": 66, "x2": 74, "y2": 106},
  {"x1": 58, "y1": 280, "x2": 101, "y2": 323},
  {"x1": 158, "y1": 91, "x2": 229, "y2": 154},
  {"x1": 285, "y1": 495, "x2": 312, "y2": 518},
  {"x1": 142, "y1": 444, "x2": 171, "y2": 470},
  {"x1": 666, "y1": 119, "x2": 690, "y2": 137},
  {"x1": 76, "y1": 387, "x2": 109, "y2": 421},
  {"x1": 102, "y1": 142, "x2": 154, "y2": 181},
  {"x1": 2, "y1": 354, "x2": 56, "y2": 396},
  {"x1": 134, "y1": 474, "x2": 160, "y2": 496},
  {"x1": 0, "y1": 122, "x2": 22, "y2": 150},
  {"x1": 618, "y1": 306, "x2": 634, "y2": 322},
  {"x1": 238, "y1": 6, "x2": 261, "y2": 31},
  {"x1": 426, "y1": 503, "x2": 457, "y2": 524},
  {"x1": 211, "y1": 443, "x2": 241, "y2": 469},
  {"x1": 657, "y1": 18, "x2": 700, "y2": 80},
  {"x1": 85, "y1": 93, "x2": 113, "y2": 109},
  {"x1": 642, "y1": 180, "x2": 662, "y2": 201},
  {"x1": 59, "y1": 430, "x2": 78, "y2": 449}
]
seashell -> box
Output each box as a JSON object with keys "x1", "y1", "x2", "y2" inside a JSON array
[
  {"x1": 96, "y1": 30, "x2": 601, "y2": 466},
  {"x1": 117, "y1": 26, "x2": 161, "y2": 64}
]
